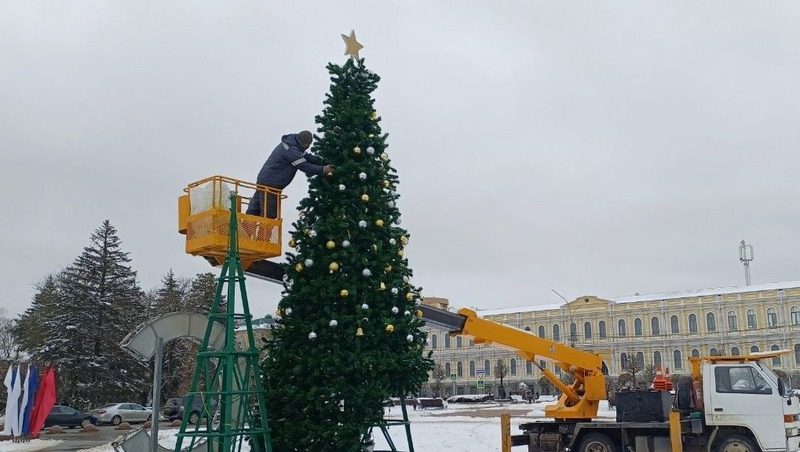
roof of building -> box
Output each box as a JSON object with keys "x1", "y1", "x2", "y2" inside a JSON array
[{"x1": 477, "y1": 280, "x2": 800, "y2": 316}]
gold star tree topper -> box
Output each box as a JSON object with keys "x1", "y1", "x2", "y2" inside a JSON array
[{"x1": 341, "y1": 30, "x2": 363, "y2": 59}]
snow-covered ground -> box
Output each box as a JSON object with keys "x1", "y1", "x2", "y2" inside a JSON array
[
  {"x1": 0, "y1": 399, "x2": 615, "y2": 452},
  {"x1": 0, "y1": 440, "x2": 63, "y2": 452}
]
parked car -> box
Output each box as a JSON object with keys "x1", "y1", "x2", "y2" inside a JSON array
[
  {"x1": 45, "y1": 405, "x2": 97, "y2": 428},
  {"x1": 163, "y1": 396, "x2": 218, "y2": 425},
  {"x1": 92, "y1": 403, "x2": 152, "y2": 425}
]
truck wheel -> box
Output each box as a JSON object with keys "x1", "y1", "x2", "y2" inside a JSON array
[
  {"x1": 715, "y1": 434, "x2": 759, "y2": 452},
  {"x1": 578, "y1": 433, "x2": 618, "y2": 452}
]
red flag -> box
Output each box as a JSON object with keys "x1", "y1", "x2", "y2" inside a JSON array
[{"x1": 29, "y1": 367, "x2": 56, "y2": 437}]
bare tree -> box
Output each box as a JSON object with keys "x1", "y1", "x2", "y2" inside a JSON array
[
  {"x1": 0, "y1": 309, "x2": 19, "y2": 361},
  {"x1": 621, "y1": 351, "x2": 643, "y2": 388},
  {"x1": 641, "y1": 364, "x2": 657, "y2": 388},
  {"x1": 430, "y1": 363, "x2": 447, "y2": 398},
  {"x1": 495, "y1": 360, "x2": 509, "y2": 399}
]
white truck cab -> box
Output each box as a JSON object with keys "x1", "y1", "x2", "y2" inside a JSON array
[{"x1": 701, "y1": 354, "x2": 800, "y2": 452}]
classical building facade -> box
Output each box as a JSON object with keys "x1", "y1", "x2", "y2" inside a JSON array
[{"x1": 422, "y1": 281, "x2": 800, "y2": 397}]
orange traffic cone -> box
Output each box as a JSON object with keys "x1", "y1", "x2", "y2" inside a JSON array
[
  {"x1": 664, "y1": 367, "x2": 673, "y2": 391},
  {"x1": 652, "y1": 366, "x2": 667, "y2": 391}
]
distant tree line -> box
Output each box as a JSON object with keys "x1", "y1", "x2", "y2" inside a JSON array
[{"x1": 10, "y1": 220, "x2": 218, "y2": 409}]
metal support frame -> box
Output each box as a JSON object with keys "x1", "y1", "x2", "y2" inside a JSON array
[
  {"x1": 152, "y1": 337, "x2": 164, "y2": 452},
  {"x1": 364, "y1": 396, "x2": 415, "y2": 452},
  {"x1": 174, "y1": 194, "x2": 272, "y2": 452}
]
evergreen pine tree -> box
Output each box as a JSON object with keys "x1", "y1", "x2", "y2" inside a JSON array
[
  {"x1": 154, "y1": 269, "x2": 191, "y2": 402},
  {"x1": 49, "y1": 220, "x2": 148, "y2": 406},
  {"x1": 263, "y1": 58, "x2": 433, "y2": 451},
  {"x1": 15, "y1": 274, "x2": 62, "y2": 361}
]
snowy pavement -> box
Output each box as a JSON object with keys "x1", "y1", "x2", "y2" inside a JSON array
[{"x1": 0, "y1": 399, "x2": 615, "y2": 451}]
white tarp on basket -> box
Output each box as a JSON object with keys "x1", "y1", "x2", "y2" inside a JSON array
[{"x1": 190, "y1": 180, "x2": 231, "y2": 215}]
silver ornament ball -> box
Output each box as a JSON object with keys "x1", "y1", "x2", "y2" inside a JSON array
[
  {"x1": 362, "y1": 268, "x2": 372, "y2": 277},
  {"x1": 308, "y1": 331, "x2": 317, "y2": 340}
]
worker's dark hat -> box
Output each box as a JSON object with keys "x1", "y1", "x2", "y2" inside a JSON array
[{"x1": 298, "y1": 130, "x2": 313, "y2": 148}]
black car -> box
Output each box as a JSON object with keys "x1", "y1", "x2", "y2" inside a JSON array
[
  {"x1": 163, "y1": 396, "x2": 218, "y2": 425},
  {"x1": 45, "y1": 405, "x2": 98, "y2": 428}
]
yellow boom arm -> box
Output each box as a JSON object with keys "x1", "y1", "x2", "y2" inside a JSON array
[{"x1": 424, "y1": 306, "x2": 607, "y2": 421}]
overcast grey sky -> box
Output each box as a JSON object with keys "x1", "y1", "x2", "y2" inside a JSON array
[{"x1": 2, "y1": 1, "x2": 799, "y2": 318}]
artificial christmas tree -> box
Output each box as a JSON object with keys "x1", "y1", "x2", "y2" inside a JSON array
[{"x1": 262, "y1": 50, "x2": 433, "y2": 451}]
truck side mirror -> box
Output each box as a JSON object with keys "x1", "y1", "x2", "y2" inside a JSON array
[{"x1": 778, "y1": 378, "x2": 786, "y2": 397}]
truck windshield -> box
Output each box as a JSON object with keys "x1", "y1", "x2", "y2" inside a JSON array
[{"x1": 756, "y1": 362, "x2": 786, "y2": 390}]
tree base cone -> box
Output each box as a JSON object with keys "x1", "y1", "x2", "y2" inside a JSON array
[
  {"x1": 115, "y1": 422, "x2": 132, "y2": 430},
  {"x1": 81, "y1": 424, "x2": 100, "y2": 433},
  {"x1": 47, "y1": 426, "x2": 66, "y2": 434},
  {"x1": 171, "y1": 419, "x2": 182, "y2": 427},
  {"x1": 143, "y1": 420, "x2": 152, "y2": 429}
]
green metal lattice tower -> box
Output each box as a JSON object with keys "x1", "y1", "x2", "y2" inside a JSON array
[{"x1": 175, "y1": 195, "x2": 272, "y2": 452}]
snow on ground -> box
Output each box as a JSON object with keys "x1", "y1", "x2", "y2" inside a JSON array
[
  {"x1": 0, "y1": 399, "x2": 613, "y2": 452},
  {"x1": 0, "y1": 440, "x2": 63, "y2": 452}
]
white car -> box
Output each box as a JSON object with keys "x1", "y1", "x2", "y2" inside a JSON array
[{"x1": 92, "y1": 403, "x2": 152, "y2": 425}]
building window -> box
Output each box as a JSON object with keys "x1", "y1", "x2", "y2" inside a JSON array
[
  {"x1": 599, "y1": 321, "x2": 607, "y2": 338},
  {"x1": 538, "y1": 325, "x2": 545, "y2": 338},
  {"x1": 584, "y1": 322, "x2": 592, "y2": 340},
  {"x1": 539, "y1": 360, "x2": 547, "y2": 370},
  {"x1": 484, "y1": 360, "x2": 491, "y2": 376},
  {"x1": 456, "y1": 336, "x2": 463, "y2": 348},
  {"x1": 445, "y1": 362, "x2": 451, "y2": 376},
  {"x1": 510, "y1": 359, "x2": 517, "y2": 376},
  {"x1": 651, "y1": 317, "x2": 660, "y2": 335},
  {"x1": 670, "y1": 315, "x2": 679, "y2": 334},
  {"x1": 621, "y1": 353, "x2": 628, "y2": 368},
  {"x1": 552, "y1": 324, "x2": 560, "y2": 342},
  {"x1": 751, "y1": 345, "x2": 759, "y2": 354},
  {"x1": 709, "y1": 348, "x2": 719, "y2": 357},
  {"x1": 791, "y1": 307, "x2": 800, "y2": 326},
  {"x1": 747, "y1": 309, "x2": 756, "y2": 329},
  {"x1": 794, "y1": 344, "x2": 800, "y2": 365},
  {"x1": 431, "y1": 334, "x2": 438, "y2": 349},
  {"x1": 526, "y1": 361, "x2": 533, "y2": 375},
  {"x1": 654, "y1": 351, "x2": 662, "y2": 367},
  {"x1": 771, "y1": 345, "x2": 781, "y2": 366},
  {"x1": 689, "y1": 314, "x2": 698, "y2": 334},
  {"x1": 673, "y1": 350, "x2": 683, "y2": 369},
  {"x1": 636, "y1": 352, "x2": 644, "y2": 367},
  {"x1": 469, "y1": 339, "x2": 474, "y2": 347},
  {"x1": 731, "y1": 347, "x2": 740, "y2": 356},
  {"x1": 445, "y1": 334, "x2": 451, "y2": 349},
  {"x1": 691, "y1": 349, "x2": 700, "y2": 358},
  {"x1": 457, "y1": 361, "x2": 463, "y2": 377},
  {"x1": 768, "y1": 308, "x2": 778, "y2": 327},
  {"x1": 570, "y1": 322, "x2": 577, "y2": 341},
  {"x1": 634, "y1": 318, "x2": 643, "y2": 336},
  {"x1": 469, "y1": 361, "x2": 476, "y2": 377},
  {"x1": 618, "y1": 319, "x2": 627, "y2": 337},
  {"x1": 727, "y1": 311, "x2": 738, "y2": 331},
  {"x1": 706, "y1": 313, "x2": 716, "y2": 332}
]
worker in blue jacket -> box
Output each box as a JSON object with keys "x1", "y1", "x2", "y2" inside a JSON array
[{"x1": 247, "y1": 131, "x2": 333, "y2": 217}]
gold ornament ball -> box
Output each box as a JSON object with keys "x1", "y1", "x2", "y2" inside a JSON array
[
  {"x1": 385, "y1": 324, "x2": 395, "y2": 333},
  {"x1": 295, "y1": 263, "x2": 304, "y2": 272},
  {"x1": 371, "y1": 111, "x2": 378, "y2": 120},
  {"x1": 375, "y1": 219, "x2": 384, "y2": 228},
  {"x1": 384, "y1": 265, "x2": 392, "y2": 272},
  {"x1": 368, "y1": 133, "x2": 375, "y2": 138},
  {"x1": 383, "y1": 180, "x2": 390, "y2": 188},
  {"x1": 289, "y1": 239, "x2": 297, "y2": 248},
  {"x1": 400, "y1": 236, "x2": 409, "y2": 245},
  {"x1": 372, "y1": 244, "x2": 378, "y2": 251},
  {"x1": 329, "y1": 262, "x2": 340, "y2": 272},
  {"x1": 380, "y1": 153, "x2": 389, "y2": 161},
  {"x1": 326, "y1": 240, "x2": 336, "y2": 250},
  {"x1": 353, "y1": 146, "x2": 362, "y2": 155},
  {"x1": 397, "y1": 249, "x2": 404, "y2": 257},
  {"x1": 415, "y1": 310, "x2": 424, "y2": 318},
  {"x1": 406, "y1": 292, "x2": 415, "y2": 302},
  {"x1": 361, "y1": 194, "x2": 370, "y2": 203},
  {"x1": 340, "y1": 289, "x2": 349, "y2": 298}
]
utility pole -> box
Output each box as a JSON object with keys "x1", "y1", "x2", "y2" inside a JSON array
[{"x1": 739, "y1": 240, "x2": 754, "y2": 286}]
